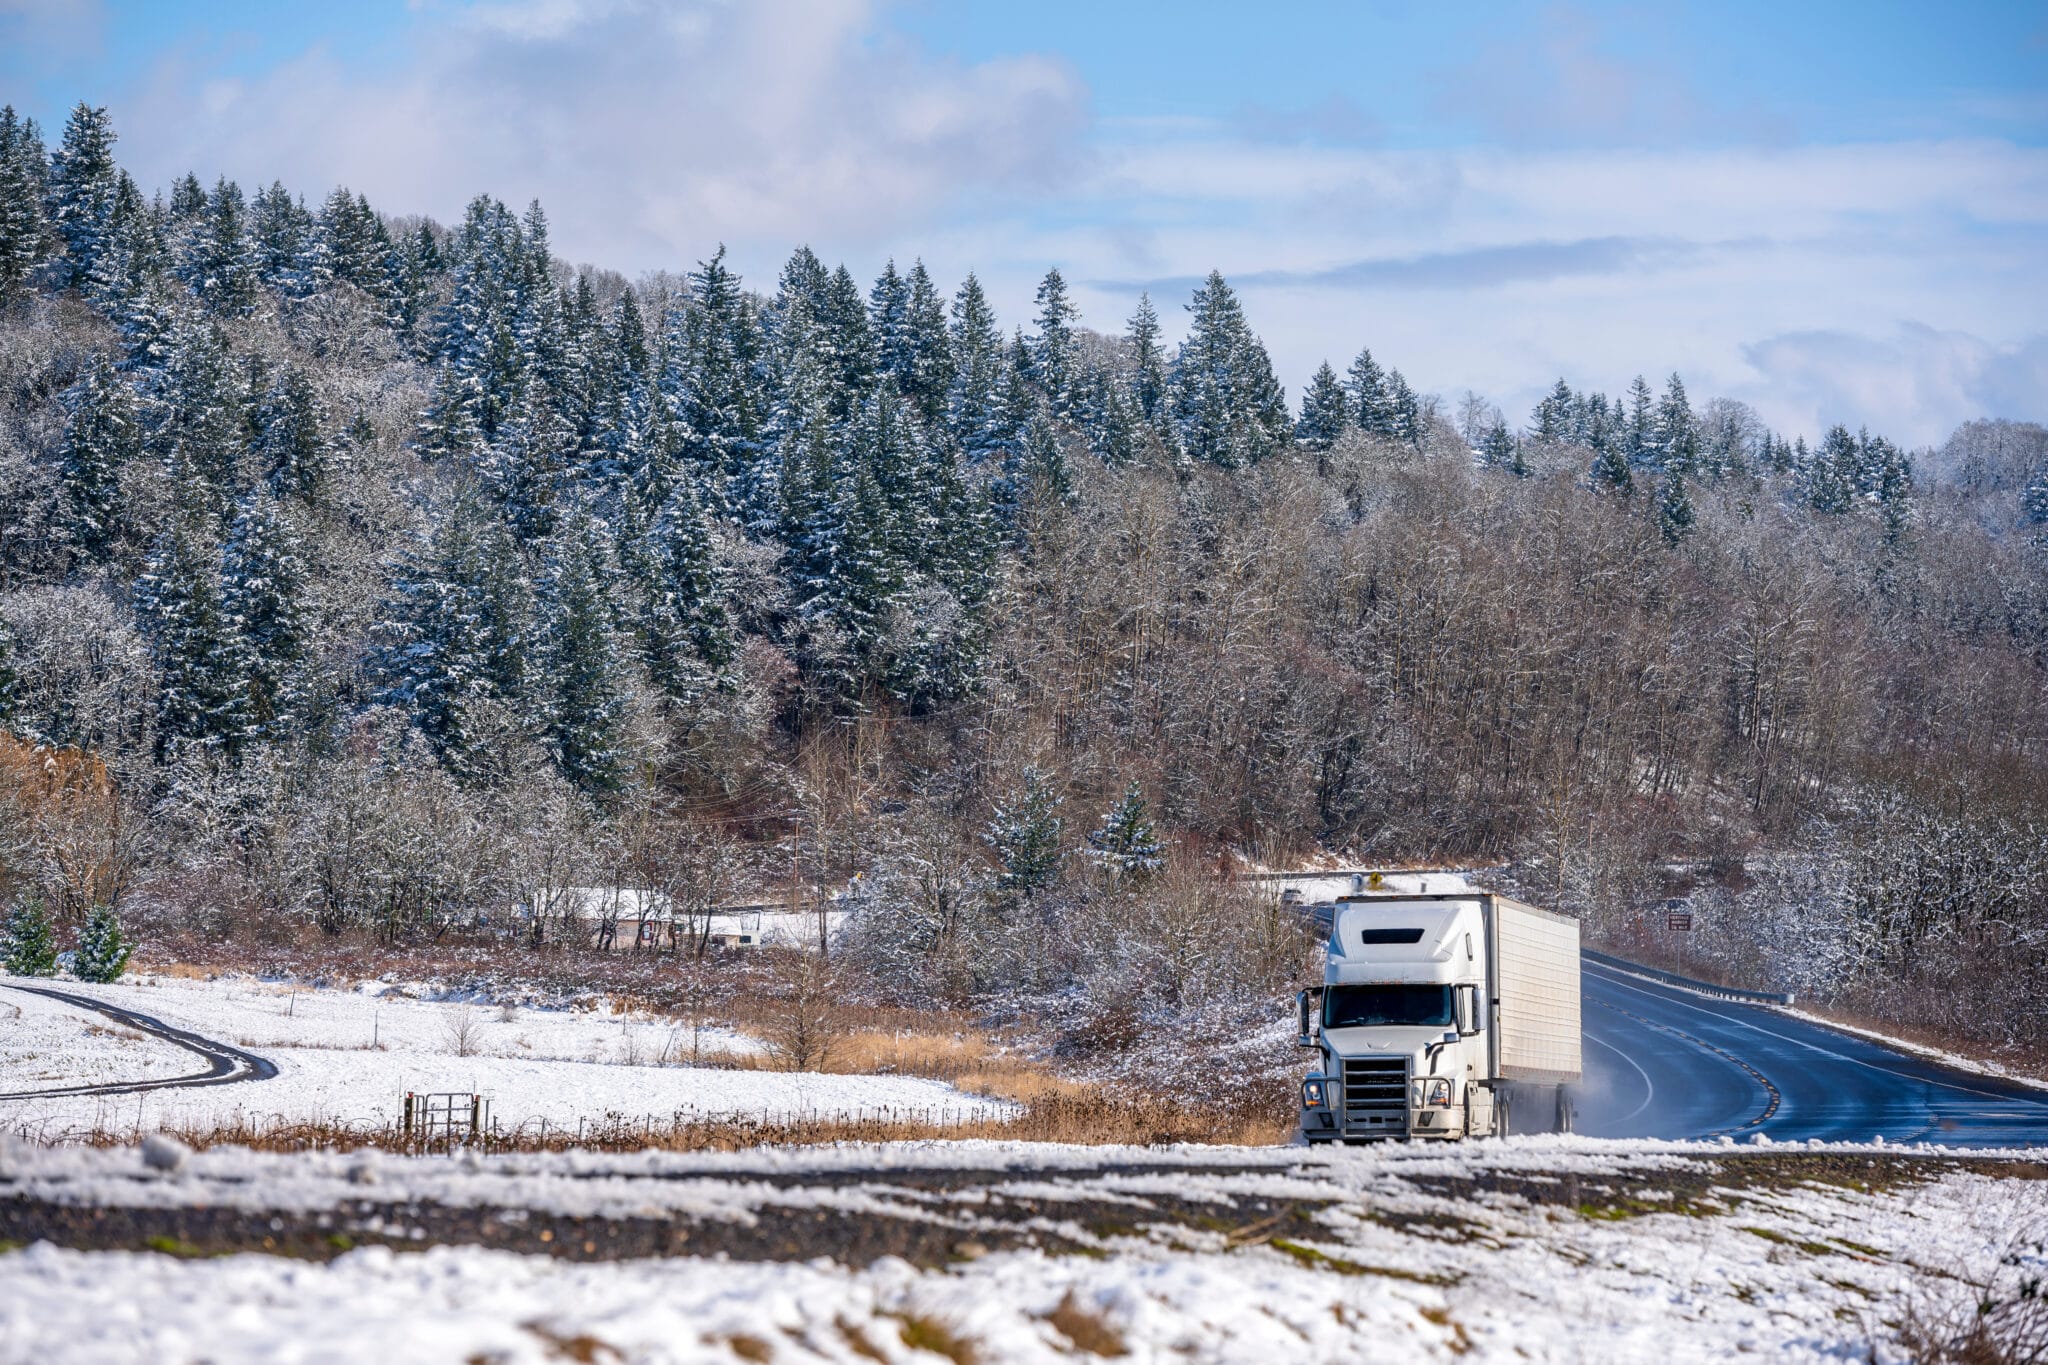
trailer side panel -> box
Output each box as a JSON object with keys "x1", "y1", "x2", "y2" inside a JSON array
[{"x1": 1492, "y1": 896, "x2": 1581, "y2": 1083}]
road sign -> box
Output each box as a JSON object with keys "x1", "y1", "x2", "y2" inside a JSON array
[{"x1": 1667, "y1": 911, "x2": 1693, "y2": 931}]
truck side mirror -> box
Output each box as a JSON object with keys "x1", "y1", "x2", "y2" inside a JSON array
[
  {"x1": 1296, "y1": 989, "x2": 1317, "y2": 1047},
  {"x1": 1454, "y1": 983, "x2": 1481, "y2": 1036}
]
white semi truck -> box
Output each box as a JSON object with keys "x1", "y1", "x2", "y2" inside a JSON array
[{"x1": 1283, "y1": 871, "x2": 1581, "y2": 1142}]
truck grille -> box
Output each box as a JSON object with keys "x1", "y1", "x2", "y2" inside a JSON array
[{"x1": 1341, "y1": 1056, "x2": 1409, "y2": 1135}]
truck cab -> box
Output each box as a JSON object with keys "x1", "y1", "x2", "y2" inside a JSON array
[
  {"x1": 1298, "y1": 896, "x2": 1494, "y2": 1142},
  {"x1": 1288, "y1": 872, "x2": 1580, "y2": 1144}
]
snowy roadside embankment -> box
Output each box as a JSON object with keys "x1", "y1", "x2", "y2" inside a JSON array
[
  {"x1": 2, "y1": 1138, "x2": 2044, "y2": 1363},
  {"x1": 0, "y1": 975, "x2": 1011, "y2": 1138}
]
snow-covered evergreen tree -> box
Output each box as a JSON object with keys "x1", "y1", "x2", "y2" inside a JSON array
[
  {"x1": 947, "y1": 272, "x2": 1006, "y2": 457},
  {"x1": 1348, "y1": 347, "x2": 1396, "y2": 437},
  {"x1": 1028, "y1": 267, "x2": 1080, "y2": 417},
  {"x1": 373, "y1": 492, "x2": 532, "y2": 772},
  {"x1": 221, "y1": 494, "x2": 308, "y2": 741},
  {"x1": 987, "y1": 766, "x2": 1063, "y2": 904},
  {"x1": 1127, "y1": 293, "x2": 1168, "y2": 425},
  {"x1": 536, "y1": 510, "x2": 630, "y2": 790},
  {"x1": 1532, "y1": 379, "x2": 1575, "y2": 442},
  {"x1": 1166, "y1": 271, "x2": 1289, "y2": 469},
  {"x1": 1085, "y1": 780, "x2": 1165, "y2": 892},
  {"x1": 634, "y1": 477, "x2": 733, "y2": 707},
  {"x1": 900, "y1": 260, "x2": 955, "y2": 428},
  {"x1": 72, "y1": 902, "x2": 133, "y2": 983},
  {"x1": 2, "y1": 894, "x2": 57, "y2": 977},
  {"x1": 1623, "y1": 375, "x2": 1655, "y2": 469},
  {"x1": 59, "y1": 354, "x2": 141, "y2": 562},
  {"x1": 136, "y1": 519, "x2": 246, "y2": 759},
  {"x1": 1657, "y1": 469, "x2": 1696, "y2": 545},
  {"x1": 0, "y1": 106, "x2": 51, "y2": 300},
  {"x1": 46, "y1": 103, "x2": 119, "y2": 289},
  {"x1": 1295, "y1": 361, "x2": 1351, "y2": 454},
  {"x1": 1654, "y1": 372, "x2": 1697, "y2": 476},
  {"x1": 256, "y1": 364, "x2": 328, "y2": 501}
]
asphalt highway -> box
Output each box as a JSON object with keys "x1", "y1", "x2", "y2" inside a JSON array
[{"x1": 1578, "y1": 957, "x2": 2048, "y2": 1147}]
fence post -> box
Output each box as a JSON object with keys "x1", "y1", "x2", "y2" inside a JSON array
[
  {"x1": 403, "y1": 1092, "x2": 413, "y2": 1142},
  {"x1": 470, "y1": 1094, "x2": 481, "y2": 1142}
]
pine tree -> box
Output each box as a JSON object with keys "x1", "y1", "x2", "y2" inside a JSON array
[
  {"x1": 59, "y1": 354, "x2": 141, "y2": 562},
  {"x1": 150, "y1": 311, "x2": 242, "y2": 517},
  {"x1": 46, "y1": 103, "x2": 119, "y2": 289},
  {"x1": 869, "y1": 258, "x2": 912, "y2": 385},
  {"x1": 1020, "y1": 402, "x2": 1075, "y2": 507},
  {"x1": 72, "y1": 902, "x2": 134, "y2": 983},
  {"x1": 1347, "y1": 347, "x2": 1395, "y2": 437},
  {"x1": 666, "y1": 245, "x2": 767, "y2": 504},
  {"x1": 1028, "y1": 267, "x2": 1080, "y2": 417},
  {"x1": 900, "y1": 260, "x2": 956, "y2": 428},
  {"x1": 634, "y1": 477, "x2": 734, "y2": 707},
  {"x1": 256, "y1": 364, "x2": 328, "y2": 500},
  {"x1": 2, "y1": 894, "x2": 58, "y2": 977},
  {"x1": 1532, "y1": 379, "x2": 1575, "y2": 442},
  {"x1": 1803, "y1": 425, "x2": 1858, "y2": 514},
  {"x1": 536, "y1": 511, "x2": 629, "y2": 790},
  {"x1": 1654, "y1": 372, "x2": 1697, "y2": 476},
  {"x1": 1166, "y1": 271, "x2": 1289, "y2": 469},
  {"x1": 173, "y1": 177, "x2": 258, "y2": 316},
  {"x1": 249, "y1": 180, "x2": 314, "y2": 298},
  {"x1": 0, "y1": 106, "x2": 51, "y2": 300},
  {"x1": 1589, "y1": 424, "x2": 1633, "y2": 494},
  {"x1": 373, "y1": 492, "x2": 532, "y2": 772},
  {"x1": 986, "y1": 767, "x2": 1063, "y2": 904},
  {"x1": 1479, "y1": 415, "x2": 1516, "y2": 469},
  {"x1": 1623, "y1": 375, "x2": 1655, "y2": 469},
  {"x1": 1385, "y1": 369, "x2": 1421, "y2": 446},
  {"x1": 1085, "y1": 781, "x2": 1165, "y2": 892},
  {"x1": 221, "y1": 494, "x2": 308, "y2": 741},
  {"x1": 1087, "y1": 371, "x2": 1145, "y2": 468},
  {"x1": 946, "y1": 272, "x2": 1005, "y2": 457},
  {"x1": 1295, "y1": 361, "x2": 1351, "y2": 455},
  {"x1": 1127, "y1": 293, "x2": 1168, "y2": 424},
  {"x1": 1657, "y1": 469, "x2": 1696, "y2": 544},
  {"x1": 136, "y1": 520, "x2": 246, "y2": 759}
]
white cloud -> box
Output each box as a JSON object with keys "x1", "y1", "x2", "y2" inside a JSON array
[{"x1": 108, "y1": 0, "x2": 1088, "y2": 272}]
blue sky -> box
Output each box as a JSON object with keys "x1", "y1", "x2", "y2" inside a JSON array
[{"x1": 4, "y1": 0, "x2": 2045, "y2": 444}]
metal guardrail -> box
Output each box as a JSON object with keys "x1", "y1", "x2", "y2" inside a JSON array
[{"x1": 1582, "y1": 949, "x2": 1796, "y2": 1006}]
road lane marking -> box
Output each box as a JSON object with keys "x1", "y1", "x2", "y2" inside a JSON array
[
  {"x1": 1588, "y1": 994, "x2": 1780, "y2": 1134},
  {"x1": 1582, "y1": 1028, "x2": 1658, "y2": 1126},
  {"x1": 1584, "y1": 963, "x2": 2045, "y2": 1108}
]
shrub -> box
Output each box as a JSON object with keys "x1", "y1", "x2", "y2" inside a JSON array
[{"x1": 72, "y1": 901, "x2": 133, "y2": 982}]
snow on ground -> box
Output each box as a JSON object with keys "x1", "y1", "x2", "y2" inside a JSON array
[
  {"x1": 0, "y1": 988, "x2": 197, "y2": 1093},
  {"x1": 2, "y1": 1138, "x2": 2043, "y2": 1362},
  {"x1": 0, "y1": 974, "x2": 1010, "y2": 1140}
]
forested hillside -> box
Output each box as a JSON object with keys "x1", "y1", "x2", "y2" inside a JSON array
[{"x1": 2, "y1": 105, "x2": 2046, "y2": 1054}]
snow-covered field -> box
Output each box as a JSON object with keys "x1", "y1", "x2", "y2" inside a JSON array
[
  {"x1": 0, "y1": 974, "x2": 1010, "y2": 1139},
  {"x1": 0, "y1": 989, "x2": 197, "y2": 1093},
  {"x1": 3, "y1": 1137, "x2": 2043, "y2": 1363}
]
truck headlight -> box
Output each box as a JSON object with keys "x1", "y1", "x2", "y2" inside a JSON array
[
  {"x1": 1415, "y1": 1077, "x2": 1454, "y2": 1109},
  {"x1": 1302, "y1": 1078, "x2": 1328, "y2": 1109}
]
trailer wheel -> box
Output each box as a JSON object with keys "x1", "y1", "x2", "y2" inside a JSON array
[
  {"x1": 1556, "y1": 1088, "x2": 1575, "y2": 1134},
  {"x1": 1494, "y1": 1091, "x2": 1511, "y2": 1139}
]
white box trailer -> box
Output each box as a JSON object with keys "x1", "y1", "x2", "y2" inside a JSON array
[{"x1": 1282, "y1": 872, "x2": 1581, "y2": 1141}]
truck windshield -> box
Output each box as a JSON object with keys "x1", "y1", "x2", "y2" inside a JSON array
[{"x1": 1324, "y1": 984, "x2": 1454, "y2": 1029}]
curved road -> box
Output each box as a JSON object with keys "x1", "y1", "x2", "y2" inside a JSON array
[
  {"x1": 1578, "y1": 957, "x2": 2048, "y2": 1147},
  {"x1": 0, "y1": 983, "x2": 277, "y2": 1101}
]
